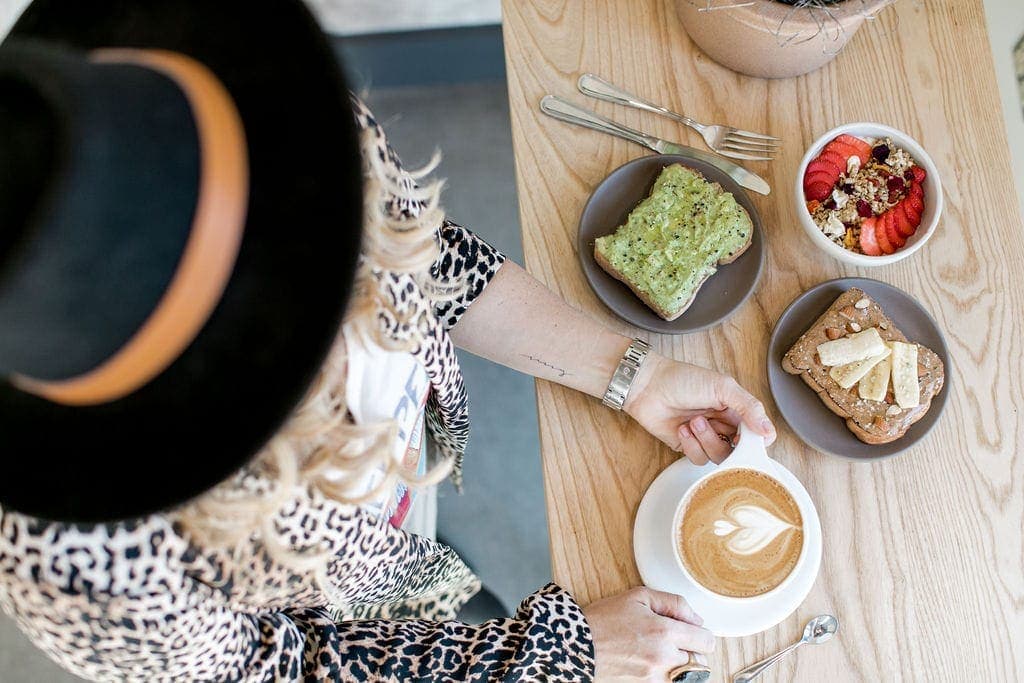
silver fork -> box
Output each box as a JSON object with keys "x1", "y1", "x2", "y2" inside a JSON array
[{"x1": 577, "y1": 73, "x2": 779, "y2": 161}]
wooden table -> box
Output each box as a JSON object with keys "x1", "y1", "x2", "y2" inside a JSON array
[{"x1": 500, "y1": 1, "x2": 1024, "y2": 680}]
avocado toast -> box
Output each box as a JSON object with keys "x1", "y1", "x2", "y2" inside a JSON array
[{"x1": 594, "y1": 163, "x2": 753, "y2": 321}]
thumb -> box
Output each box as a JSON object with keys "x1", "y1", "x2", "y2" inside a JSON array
[
  {"x1": 719, "y1": 378, "x2": 776, "y2": 445},
  {"x1": 638, "y1": 588, "x2": 704, "y2": 626}
]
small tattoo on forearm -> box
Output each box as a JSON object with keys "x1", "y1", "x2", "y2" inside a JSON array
[{"x1": 521, "y1": 354, "x2": 570, "y2": 378}]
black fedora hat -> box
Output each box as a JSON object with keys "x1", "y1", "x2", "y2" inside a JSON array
[{"x1": 0, "y1": 0, "x2": 363, "y2": 522}]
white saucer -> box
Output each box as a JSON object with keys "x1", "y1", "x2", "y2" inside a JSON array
[{"x1": 633, "y1": 458, "x2": 822, "y2": 637}]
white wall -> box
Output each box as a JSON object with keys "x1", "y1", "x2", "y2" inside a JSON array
[
  {"x1": 307, "y1": 0, "x2": 500, "y2": 35},
  {"x1": 983, "y1": 0, "x2": 1024, "y2": 215}
]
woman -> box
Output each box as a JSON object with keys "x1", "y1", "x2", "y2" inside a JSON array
[{"x1": 0, "y1": 1, "x2": 775, "y2": 680}]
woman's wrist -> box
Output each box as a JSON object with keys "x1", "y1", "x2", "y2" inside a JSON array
[{"x1": 622, "y1": 350, "x2": 662, "y2": 417}]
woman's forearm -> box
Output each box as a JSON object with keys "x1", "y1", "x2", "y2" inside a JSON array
[{"x1": 450, "y1": 261, "x2": 634, "y2": 400}]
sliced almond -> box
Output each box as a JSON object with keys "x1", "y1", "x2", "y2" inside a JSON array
[
  {"x1": 854, "y1": 297, "x2": 871, "y2": 309},
  {"x1": 848, "y1": 322, "x2": 862, "y2": 333},
  {"x1": 886, "y1": 405, "x2": 901, "y2": 416}
]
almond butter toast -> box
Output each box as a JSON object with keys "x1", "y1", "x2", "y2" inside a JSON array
[{"x1": 782, "y1": 287, "x2": 945, "y2": 444}]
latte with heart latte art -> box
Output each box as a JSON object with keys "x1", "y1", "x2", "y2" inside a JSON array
[{"x1": 678, "y1": 468, "x2": 803, "y2": 598}]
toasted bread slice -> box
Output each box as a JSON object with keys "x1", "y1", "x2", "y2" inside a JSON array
[
  {"x1": 594, "y1": 164, "x2": 753, "y2": 321},
  {"x1": 782, "y1": 288, "x2": 945, "y2": 444}
]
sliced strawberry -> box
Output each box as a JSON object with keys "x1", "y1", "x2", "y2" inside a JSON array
[
  {"x1": 908, "y1": 182, "x2": 925, "y2": 203},
  {"x1": 888, "y1": 209, "x2": 913, "y2": 244},
  {"x1": 824, "y1": 141, "x2": 862, "y2": 163},
  {"x1": 835, "y1": 133, "x2": 871, "y2": 152},
  {"x1": 833, "y1": 134, "x2": 871, "y2": 162},
  {"x1": 886, "y1": 213, "x2": 907, "y2": 248},
  {"x1": 818, "y1": 149, "x2": 848, "y2": 172},
  {"x1": 860, "y1": 217, "x2": 882, "y2": 256},
  {"x1": 909, "y1": 165, "x2": 926, "y2": 184},
  {"x1": 807, "y1": 159, "x2": 843, "y2": 179},
  {"x1": 899, "y1": 201, "x2": 921, "y2": 231},
  {"x1": 875, "y1": 216, "x2": 895, "y2": 254},
  {"x1": 907, "y1": 191, "x2": 925, "y2": 217},
  {"x1": 805, "y1": 180, "x2": 833, "y2": 201},
  {"x1": 803, "y1": 170, "x2": 837, "y2": 192}
]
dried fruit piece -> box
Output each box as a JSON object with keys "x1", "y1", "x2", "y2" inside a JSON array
[
  {"x1": 825, "y1": 327, "x2": 844, "y2": 340},
  {"x1": 856, "y1": 199, "x2": 873, "y2": 218},
  {"x1": 839, "y1": 305, "x2": 858, "y2": 319},
  {"x1": 871, "y1": 144, "x2": 890, "y2": 162},
  {"x1": 886, "y1": 176, "x2": 905, "y2": 194}
]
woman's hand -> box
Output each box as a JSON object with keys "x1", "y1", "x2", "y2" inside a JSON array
[
  {"x1": 624, "y1": 353, "x2": 776, "y2": 465},
  {"x1": 584, "y1": 587, "x2": 713, "y2": 681}
]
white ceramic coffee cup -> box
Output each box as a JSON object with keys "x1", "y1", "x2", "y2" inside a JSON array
[{"x1": 670, "y1": 424, "x2": 813, "y2": 603}]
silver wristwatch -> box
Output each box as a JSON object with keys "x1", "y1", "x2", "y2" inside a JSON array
[{"x1": 602, "y1": 338, "x2": 651, "y2": 411}]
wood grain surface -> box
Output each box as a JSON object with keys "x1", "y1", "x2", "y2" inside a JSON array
[{"x1": 500, "y1": 1, "x2": 1024, "y2": 680}]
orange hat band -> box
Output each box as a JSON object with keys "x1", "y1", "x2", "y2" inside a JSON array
[{"x1": 13, "y1": 48, "x2": 249, "y2": 406}]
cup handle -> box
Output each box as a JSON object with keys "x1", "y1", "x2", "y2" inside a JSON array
[{"x1": 719, "y1": 423, "x2": 768, "y2": 469}]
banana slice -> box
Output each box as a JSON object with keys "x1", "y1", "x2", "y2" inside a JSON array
[
  {"x1": 890, "y1": 341, "x2": 920, "y2": 409},
  {"x1": 829, "y1": 347, "x2": 891, "y2": 390},
  {"x1": 858, "y1": 342, "x2": 893, "y2": 402},
  {"x1": 816, "y1": 328, "x2": 886, "y2": 367}
]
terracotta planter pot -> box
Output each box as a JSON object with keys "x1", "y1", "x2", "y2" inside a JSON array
[{"x1": 676, "y1": 0, "x2": 893, "y2": 79}]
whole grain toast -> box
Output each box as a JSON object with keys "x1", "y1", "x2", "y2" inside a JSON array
[
  {"x1": 594, "y1": 164, "x2": 753, "y2": 321},
  {"x1": 782, "y1": 288, "x2": 945, "y2": 444}
]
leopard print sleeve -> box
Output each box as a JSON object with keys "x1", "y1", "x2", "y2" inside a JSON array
[
  {"x1": 350, "y1": 95, "x2": 507, "y2": 332},
  {"x1": 328, "y1": 583, "x2": 595, "y2": 681},
  {"x1": 431, "y1": 219, "x2": 506, "y2": 330}
]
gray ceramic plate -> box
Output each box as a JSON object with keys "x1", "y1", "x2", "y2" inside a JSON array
[
  {"x1": 577, "y1": 154, "x2": 765, "y2": 334},
  {"x1": 767, "y1": 277, "x2": 951, "y2": 460}
]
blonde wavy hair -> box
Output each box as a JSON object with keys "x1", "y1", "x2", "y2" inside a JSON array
[{"x1": 174, "y1": 126, "x2": 465, "y2": 574}]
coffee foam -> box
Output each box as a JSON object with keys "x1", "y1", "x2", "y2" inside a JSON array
[{"x1": 678, "y1": 468, "x2": 803, "y2": 598}]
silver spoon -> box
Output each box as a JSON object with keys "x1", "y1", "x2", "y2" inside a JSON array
[{"x1": 732, "y1": 615, "x2": 839, "y2": 682}]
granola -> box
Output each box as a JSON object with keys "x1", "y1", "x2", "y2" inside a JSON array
[{"x1": 802, "y1": 134, "x2": 927, "y2": 256}]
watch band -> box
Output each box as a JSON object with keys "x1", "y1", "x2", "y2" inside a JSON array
[{"x1": 602, "y1": 338, "x2": 651, "y2": 411}]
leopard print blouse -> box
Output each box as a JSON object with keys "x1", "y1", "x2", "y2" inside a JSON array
[{"x1": 0, "y1": 99, "x2": 596, "y2": 682}]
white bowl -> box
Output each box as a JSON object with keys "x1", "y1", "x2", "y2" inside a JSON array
[{"x1": 794, "y1": 122, "x2": 943, "y2": 267}]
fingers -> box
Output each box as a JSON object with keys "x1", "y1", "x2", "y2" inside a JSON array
[
  {"x1": 657, "y1": 615, "x2": 716, "y2": 654},
  {"x1": 718, "y1": 379, "x2": 777, "y2": 445},
  {"x1": 638, "y1": 587, "x2": 704, "y2": 626},
  {"x1": 688, "y1": 416, "x2": 732, "y2": 464},
  {"x1": 677, "y1": 425, "x2": 709, "y2": 466}
]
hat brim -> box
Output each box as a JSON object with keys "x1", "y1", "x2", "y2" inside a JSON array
[{"x1": 0, "y1": 0, "x2": 363, "y2": 521}]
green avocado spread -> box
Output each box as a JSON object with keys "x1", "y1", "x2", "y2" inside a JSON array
[{"x1": 594, "y1": 163, "x2": 752, "y2": 314}]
